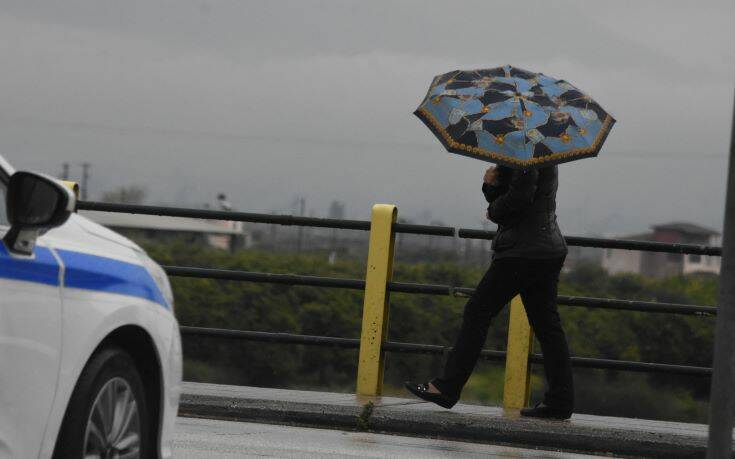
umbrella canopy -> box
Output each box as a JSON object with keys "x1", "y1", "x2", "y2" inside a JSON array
[{"x1": 414, "y1": 65, "x2": 615, "y2": 169}]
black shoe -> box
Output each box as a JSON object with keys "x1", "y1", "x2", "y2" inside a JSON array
[
  {"x1": 404, "y1": 381, "x2": 458, "y2": 409},
  {"x1": 520, "y1": 403, "x2": 572, "y2": 420}
]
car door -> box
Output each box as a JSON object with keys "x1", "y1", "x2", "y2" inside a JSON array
[{"x1": 0, "y1": 169, "x2": 64, "y2": 458}]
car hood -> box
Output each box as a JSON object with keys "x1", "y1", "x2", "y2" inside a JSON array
[{"x1": 70, "y1": 213, "x2": 144, "y2": 253}]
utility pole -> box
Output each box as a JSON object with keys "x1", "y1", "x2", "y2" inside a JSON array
[
  {"x1": 61, "y1": 163, "x2": 70, "y2": 180},
  {"x1": 81, "y1": 162, "x2": 90, "y2": 200},
  {"x1": 707, "y1": 91, "x2": 735, "y2": 458}
]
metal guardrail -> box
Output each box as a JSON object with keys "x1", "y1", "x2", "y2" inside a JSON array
[
  {"x1": 180, "y1": 326, "x2": 712, "y2": 376},
  {"x1": 164, "y1": 266, "x2": 717, "y2": 317},
  {"x1": 76, "y1": 201, "x2": 454, "y2": 236},
  {"x1": 79, "y1": 200, "x2": 720, "y2": 405},
  {"x1": 78, "y1": 201, "x2": 720, "y2": 255},
  {"x1": 458, "y1": 229, "x2": 722, "y2": 256}
]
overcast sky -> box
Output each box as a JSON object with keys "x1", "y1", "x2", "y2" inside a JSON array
[{"x1": 0, "y1": 0, "x2": 733, "y2": 235}]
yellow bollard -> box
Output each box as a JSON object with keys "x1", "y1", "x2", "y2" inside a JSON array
[
  {"x1": 356, "y1": 204, "x2": 397, "y2": 396},
  {"x1": 503, "y1": 295, "x2": 533, "y2": 409},
  {"x1": 60, "y1": 181, "x2": 80, "y2": 199}
]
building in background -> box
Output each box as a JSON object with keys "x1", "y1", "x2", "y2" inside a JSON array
[
  {"x1": 82, "y1": 192, "x2": 249, "y2": 252},
  {"x1": 81, "y1": 210, "x2": 247, "y2": 252},
  {"x1": 601, "y1": 222, "x2": 721, "y2": 278}
]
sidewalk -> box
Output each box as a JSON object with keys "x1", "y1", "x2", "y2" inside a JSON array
[{"x1": 180, "y1": 382, "x2": 726, "y2": 458}]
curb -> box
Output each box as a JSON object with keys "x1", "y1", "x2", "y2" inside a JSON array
[{"x1": 179, "y1": 385, "x2": 711, "y2": 458}]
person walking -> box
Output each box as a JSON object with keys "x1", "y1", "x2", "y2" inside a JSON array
[
  {"x1": 405, "y1": 164, "x2": 574, "y2": 419},
  {"x1": 410, "y1": 65, "x2": 615, "y2": 420}
]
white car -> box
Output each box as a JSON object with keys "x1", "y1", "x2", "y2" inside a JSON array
[{"x1": 0, "y1": 155, "x2": 182, "y2": 459}]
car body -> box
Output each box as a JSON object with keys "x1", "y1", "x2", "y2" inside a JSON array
[{"x1": 0, "y1": 155, "x2": 182, "y2": 458}]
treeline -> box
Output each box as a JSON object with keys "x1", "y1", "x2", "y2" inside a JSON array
[{"x1": 144, "y1": 241, "x2": 717, "y2": 423}]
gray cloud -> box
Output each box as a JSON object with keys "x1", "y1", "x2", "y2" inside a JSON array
[{"x1": 0, "y1": 0, "x2": 733, "y2": 236}]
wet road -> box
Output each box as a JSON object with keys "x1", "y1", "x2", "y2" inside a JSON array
[{"x1": 173, "y1": 417, "x2": 607, "y2": 458}]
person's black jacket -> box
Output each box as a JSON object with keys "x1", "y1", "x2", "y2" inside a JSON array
[{"x1": 482, "y1": 165, "x2": 567, "y2": 259}]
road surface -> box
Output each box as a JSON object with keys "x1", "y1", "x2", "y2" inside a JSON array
[{"x1": 173, "y1": 417, "x2": 608, "y2": 458}]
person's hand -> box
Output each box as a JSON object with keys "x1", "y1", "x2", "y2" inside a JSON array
[{"x1": 483, "y1": 166, "x2": 499, "y2": 186}]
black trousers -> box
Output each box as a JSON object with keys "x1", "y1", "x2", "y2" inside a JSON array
[{"x1": 433, "y1": 255, "x2": 574, "y2": 411}]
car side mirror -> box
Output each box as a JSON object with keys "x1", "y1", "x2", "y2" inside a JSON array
[{"x1": 3, "y1": 171, "x2": 76, "y2": 255}]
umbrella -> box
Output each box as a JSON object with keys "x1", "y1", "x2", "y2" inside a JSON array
[{"x1": 414, "y1": 65, "x2": 615, "y2": 169}]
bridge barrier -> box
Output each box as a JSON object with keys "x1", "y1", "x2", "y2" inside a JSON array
[{"x1": 77, "y1": 200, "x2": 720, "y2": 409}]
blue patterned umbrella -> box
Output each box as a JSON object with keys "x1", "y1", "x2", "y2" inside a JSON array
[{"x1": 414, "y1": 65, "x2": 615, "y2": 169}]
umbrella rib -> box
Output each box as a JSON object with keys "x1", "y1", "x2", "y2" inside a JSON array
[{"x1": 511, "y1": 77, "x2": 532, "y2": 164}]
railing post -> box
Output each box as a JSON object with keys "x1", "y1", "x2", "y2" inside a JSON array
[
  {"x1": 707, "y1": 89, "x2": 735, "y2": 458},
  {"x1": 356, "y1": 204, "x2": 397, "y2": 396},
  {"x1": 503, "y1": 295, "x2": 533, "y2": 409}
]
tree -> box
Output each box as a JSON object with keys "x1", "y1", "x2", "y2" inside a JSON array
[{"x1": 101, "y1": 186, "x2": 147, "y2": 204}]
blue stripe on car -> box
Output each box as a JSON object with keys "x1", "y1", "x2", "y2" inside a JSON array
[
  {"x1": 0, "y1": 244, "x2": 60, "y2": 286},
  {"x1": 57, "y1": 250, "x2": 169, "y2": 309},
  {"x1": 0, "y1": 245, "x2": 168, "y2": 308}
]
